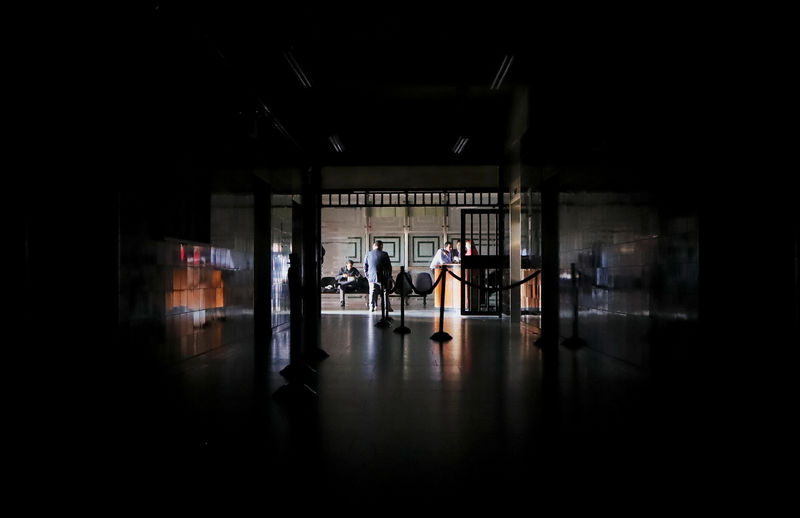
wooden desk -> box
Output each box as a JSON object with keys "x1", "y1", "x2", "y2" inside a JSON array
[
  {"x1": 521, "y1": 268, "x2": 541, "y2": 311},
  {"x1": 433, "y1": 264, "x2": 461, "y2": 309}
]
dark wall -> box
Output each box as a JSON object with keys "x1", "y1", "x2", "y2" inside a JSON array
[
  {"x1": 210, "y1": 193, "x2": 256, "y2": 316},
  {"x1": 117, "y1": 193, "x2": 255, "y2": 368},
  {"x1": 558, "y1": 192, "x2": 699, "y2": 371},
  {"x1": 110, "y1": 1, "x2": 267, "y2": 369}
]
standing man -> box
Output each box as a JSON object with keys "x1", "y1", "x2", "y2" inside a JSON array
[{"x1": 364, "y1": 240, "x2": 393, "y2": 313}]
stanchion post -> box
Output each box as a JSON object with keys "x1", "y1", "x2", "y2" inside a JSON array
[
  {"x1": 385, "y1": 282, "x2": 393, "y2": 322},
  {"x1": 431, "y1": 265, "x2": 453, "y2": 341},
  {"x1": 376, "y1": 278, "x2": 391, "y2": 328},
  {"x1": 394, "y1": 266, "x2": 411, "y2": 334},
  {"x1": 562, "y1": 262, "x2": 586, "y2": 349}
]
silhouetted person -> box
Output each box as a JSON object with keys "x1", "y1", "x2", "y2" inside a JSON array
[{"x1": 364, "y1": 240, "x2": 393, "y2": 312}]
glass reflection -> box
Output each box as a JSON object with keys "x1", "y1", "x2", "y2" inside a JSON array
[
  {"x1": 271, "y1": 201, "x2": 292, "y2": 329},
  {"x1": 521, "y1": 189, "x2": 542, "y2": 321},
  {"x1": 161, "y1": 240, "x2": 235, "y2": 361}
]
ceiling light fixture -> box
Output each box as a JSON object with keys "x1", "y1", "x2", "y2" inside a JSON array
[
  {"x1": 452, "y1": 136, "x2": 469, "y2": 154},
  {"x1": 329, "y1": 135, "x2": 344, "y2": 153},
  {"x1": 283, "y1": 50, "x2": 312, "y2": 88},
  {"x1": 490, "y1": 55, "x2": 514, "y2": 90},
  {"x1": 257, "y1": 98, "x2": 302, "y2": 150}
]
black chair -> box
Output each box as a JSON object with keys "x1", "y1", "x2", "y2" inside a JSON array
[
  {"x1": 320, "y1": 276, "x2": 338, "y2": 293},
  {"x1": 395, "y1": 271, "x2": 412, "y2": 306},
  {"x1": 413, "y1": 271, "x2": 433, "y2": 306},
  {"x1": 355, "y1": 276, "x2": 369, "y2": 293}
]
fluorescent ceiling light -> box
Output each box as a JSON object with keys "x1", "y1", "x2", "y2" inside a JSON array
[
  {"x1": 283, "y1": 51, "x2": 312, "y2": 88},
  {"x1": 490, "y1": 55, "x2": 514, "y2": 90},
  {"x1": 452, "y1": 136, "x2": 469, "y2": 154},
  {"x1": 329, "y1": 135, "x2": 344, "y2": 153},
  {"x1": 256, "y1": 97, "x2": 301, "y2": 150}
]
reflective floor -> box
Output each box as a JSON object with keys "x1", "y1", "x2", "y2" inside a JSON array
[{"x1": 119, "y1": 312, "x2": 721, "y2": 503}]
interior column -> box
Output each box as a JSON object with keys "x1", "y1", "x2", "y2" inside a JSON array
[
  {"x1": 540, "y1": 174, "x2": 559, "y2": 347},
  {"x1": 254, "y1": 177, "x2": 271, "y2": 357}
]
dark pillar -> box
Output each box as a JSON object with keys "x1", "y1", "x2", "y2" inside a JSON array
[
  {"x1": 537, "y1": 174, "x2": 559, "y2": 349},
  {"x1": 254, "y1": 178, "x2": 271, "y2": 361},
  {"x1": 273, "y1": 253, "x2": 317, "y2": 403},
  {"x1": 536, "y1": 175, "x2": 561, "y2": 446},
  {"x1": 498, "y1": 165, "x2": 506, "y2": 318},
  {"x1": 302, "y1": 167, "x2": 328, "y2": 362},
  {"x1": 277, "y1": 201, "x2": 317, "y2": 384}
]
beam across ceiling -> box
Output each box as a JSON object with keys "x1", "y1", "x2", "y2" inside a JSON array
[{"x1": 321, "y1": 165, "x2": 499, "y2": 190}]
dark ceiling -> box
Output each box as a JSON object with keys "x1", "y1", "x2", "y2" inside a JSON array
[{"x1": 131, "y1": 2, "x2": 703, "y2": 175}]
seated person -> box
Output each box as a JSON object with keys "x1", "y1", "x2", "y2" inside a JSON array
[{"x1": 335, "y1": 259, "x2": 361, "y2": 307}]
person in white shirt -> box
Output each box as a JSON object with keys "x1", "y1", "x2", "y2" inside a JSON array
[{"x1": 429, "y1": 241, "x2": 454, "y2": 280}]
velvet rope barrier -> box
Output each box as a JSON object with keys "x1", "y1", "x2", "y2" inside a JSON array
[
  {"x1": 445, "y1": 269, "x2": 541, "y2": 293},
  {"x1": 396, "y1": 269, "x2": 442, "y2": 296}
]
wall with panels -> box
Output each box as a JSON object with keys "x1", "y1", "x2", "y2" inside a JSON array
[
  {"x1": 408, "y1": 207, "x2": 443, "y2": 269},
  {"x1": 370, "y1": 207, "x2": 406, "y2": 270},
  {"x1": 321, "y1": 207, "x2": 367, "y2": 277},
  {"x1": 323, "y1": 206, "x2": 481, "y2": 278}
]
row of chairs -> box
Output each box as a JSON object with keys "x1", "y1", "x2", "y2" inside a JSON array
[{"x1": 321, "y1": 271, "x2": 434, "y2": 306}]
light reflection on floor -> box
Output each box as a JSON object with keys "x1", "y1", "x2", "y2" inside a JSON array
[{"x1": 134, "y1": 311, "x2": 701, "y2": 499}]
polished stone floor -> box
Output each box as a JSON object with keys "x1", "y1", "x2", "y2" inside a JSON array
[{"x1": 116, "y1": 311, "x2": 725, "y2": 503}]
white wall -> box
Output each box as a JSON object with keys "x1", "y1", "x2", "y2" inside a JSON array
[{"x1": 322, "y1": 206, "x2": 475, "y2": 277}]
